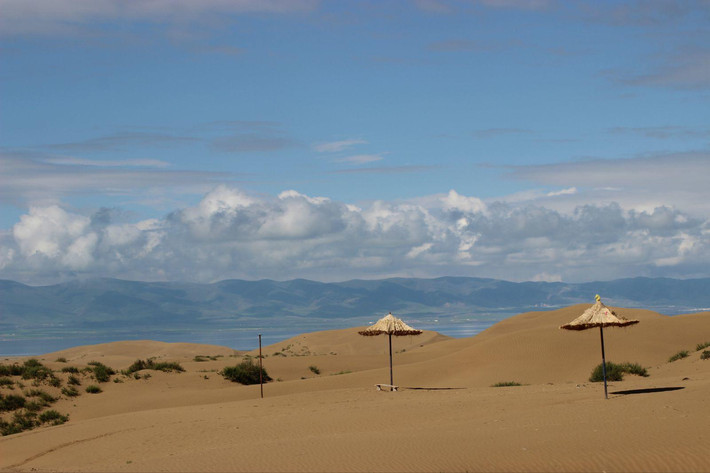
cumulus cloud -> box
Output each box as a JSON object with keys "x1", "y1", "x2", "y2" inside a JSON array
[{"x1": 1, "y1": 185, "x2": 708, "y2": 284}]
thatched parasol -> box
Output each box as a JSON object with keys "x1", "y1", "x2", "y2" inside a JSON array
[
  {"x1": 359, "y1": 312, "x2": 422, "y2": 389},
  {"x1": 561, "y1": 295, "x2": 639, "y2": 398}
]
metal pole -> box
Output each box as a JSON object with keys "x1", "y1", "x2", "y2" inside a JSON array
[
  {"x1": 388, "y1": 333, "x2": 393, "y2": 389},
  {"x1": 599, "y1": 326, "x2": 608, "y2": 399},
  {"x1": 259, "y1": 333, "x2": 263, "y2": 399}
]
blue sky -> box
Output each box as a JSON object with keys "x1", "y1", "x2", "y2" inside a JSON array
[{"x1": 1, "y1": 0, "x2": 709, "y2": 285}]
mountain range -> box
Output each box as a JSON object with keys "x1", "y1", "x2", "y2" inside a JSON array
[{"x1": 2, "y1": 276, "x2": 709, "y2": 331}]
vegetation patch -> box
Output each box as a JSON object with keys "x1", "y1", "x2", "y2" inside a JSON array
[
  {"x1": 55, "y1": 357, "x2": 67, "y2": 363},
  {"x1": 62, "y1": 386, "x2": 80, "y2": 397},
  {"x1": 0, "y1": 364, "x2": 23, "y2": 377},
  {"x1": 589, "y1": 362, "x2": 649, "y2": 382},
  {"x1": 25, "y1": 389, "x2": 57, "y2": 405},
  {"x1": 220, "y1": 360, "x2": 272, "y2": 385},
  {"x1": 125, "y1": 358, "x2": 185, "y2": 374},
  {"x1": 89, "y1": 362, "x2": 115, "y2": 382},
  {"x1": 308, "y1": 365, "x2": 320, "y2": 375},
  {"x1": 0, "y1": 393, "x2": 26, "y2": 411},
  {"x1": 696, "y1": 342, "x2": 710, "y2": 351},
  {"x1": 0, "y1": 377, "x2": 14, "y2": 388},
  {"x1": 701, "y1": 350, "x2": 710, "y2": 360},
  {"x1": 668, "y1": 351, "x2": 690, "y2": 363},
  {"x1": 68, "y1": 375, "x2": 81, "y2": 386},
  {"x1": 85, "y1": 385, "x2": 102, "y2": 394},
  {"x1": 38, "y1": 410, "x2": 69, "y2": 425},
  {"x1": 61, "y1": 366, "x2": 80, "y2": 374},
  {"x1": 193, "y1": 355, "x2": 218, "y2": 362},
  {"x1": 491, "y1": 381, "x2": 523, "y2": 387}
]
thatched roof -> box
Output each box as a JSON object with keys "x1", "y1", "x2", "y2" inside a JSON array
[
  {"x1": 560, "y1": 296, "x2": 639, "y2": 331},
  {"x1": 359, "y1": 313, "x2": 423, "y2": 336}
]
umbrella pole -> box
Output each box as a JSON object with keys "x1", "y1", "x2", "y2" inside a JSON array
[
  {"x1": 259, "y1": 334, "x2": 263, "y2": 399},
  {"x1": 599, "y1": 326, "x2": 608, "y2": 399},
  {"x1": 388, "y1": 333, "x2": 394, "y2": 389}
]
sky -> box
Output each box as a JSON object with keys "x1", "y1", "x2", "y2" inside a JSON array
[{"x1": 1, "y1": 0, "x2": 709, "y2": 285}]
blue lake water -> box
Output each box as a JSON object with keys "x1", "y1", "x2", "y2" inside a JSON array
[
  {"x1": 3, "y1": 305, "x2": 701, "y2": 357},
  {"x1": 0, "y1": 316, "x2": 512, "y2": 357}
]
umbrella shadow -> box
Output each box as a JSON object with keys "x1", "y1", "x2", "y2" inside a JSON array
[{"x1": 610, "y1": 386, "x2": 685, "y2": 396}]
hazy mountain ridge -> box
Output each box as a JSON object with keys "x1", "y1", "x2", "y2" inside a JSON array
[{"x1": 2, "y1": 277, "x2": 709, "y2": 330}]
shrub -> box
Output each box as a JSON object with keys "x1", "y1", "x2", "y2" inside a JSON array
[
  {"x1": 21, "y1": 359, "x2": 53, "y2": 381},
  {"x1": 68, "y1": 374, "x2": 81, "y2": 386},
  {"x1": 701, "y1": 350, "x2": 710, "y2": 360},
  {"x1": 220, "y1": 360, "x2": 272, "y2": 385},
  {"x1": 90, "y1": 362, "x2": 115, "y2": 383},
  {"x1": 38, "y1": 410, "x2": 68, "y2": 425},
  {"x1": 62, "y1": 386, "x2": 79, "y2": 397},
  {"x1": 696, "y1": 342, "x2": 710, "y2": 351},
  {"x1": 61, "y1": 366, "x2": 79, "y2": 374},
  {"x1": 126, "y1": 358, "x2": 184, "y2": 374},
  {"x1": 55, "y1": 357, "x2": 67, "y2": 363},
  {"x1": 492, "y1": 381, "x2": 522, "y2": 387},
  {"x1": 85, "y1": 385, "x2": 102, "y2": 394},
  {"x1": 0, "y1": 377, "x2": 14, "y2": 387},
  {"x1": 25, "y1": 389, "x2": 57, "y2": 404},
  {"x1": 309, "y1": 365, "x2": 320, "y2": 375},
  {"x1": 589, "y1": 362, "x2": 649, "y2": 382},
  {"x1": 24, "y1": 400, "x2": 44, "y2": 412},
  {"x1": 0, "y1": 394, "x2": 26, "y2": 411},
  {"x1": 0, "y1": 364, "x2": 23, "y2": 376},
  {"x1": 668, "y1": 351, "x2": 689, "y2": 362}
]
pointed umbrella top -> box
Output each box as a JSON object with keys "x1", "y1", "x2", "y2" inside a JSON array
[
  {"x1": 560, "y1": 295, "x2": 639, "y2": 331},
  {"x1": 359, "y1": 312, "x2": 423, "y2": 336}
]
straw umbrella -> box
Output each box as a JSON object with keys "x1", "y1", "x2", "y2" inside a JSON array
[
  {"x1": 561, "y1": 295, "x2": 639, "y2": 399},
  {"x1": 359, "y1": 312, "x2": 422, "y2": 389}
]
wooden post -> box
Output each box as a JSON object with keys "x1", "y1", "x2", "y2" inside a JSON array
[
  {"x1": 388, "y1": 333, "x2": 393, "y2": 389},
  {"x1": 259, "y1": 333, "x2": 263, "y2": 399},
  {"x1": 600, "y1": 326, "x2": 608, "y2": 399}
]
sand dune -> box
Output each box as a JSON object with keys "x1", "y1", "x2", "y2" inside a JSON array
[{"x1": 1, "y1": 306, "x2": 709, "y2": 472}]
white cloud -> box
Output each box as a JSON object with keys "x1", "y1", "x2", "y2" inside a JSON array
[
  {"x1": 313, "y1": 139, "x2": 367, "y2": 153},
  {"x1": 1, "y1": 185, "x2": 708, "y2": 284},
  {"x1": 335, "y1": 154, "x2": 384, "y2": 165},
  {"x1": 0, "y1": 0, "x2": 320, "y2": 36}
]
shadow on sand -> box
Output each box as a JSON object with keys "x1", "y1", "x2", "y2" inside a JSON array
[{"x1": 611, "y1": 386, "x2": 685, "y2": 396}]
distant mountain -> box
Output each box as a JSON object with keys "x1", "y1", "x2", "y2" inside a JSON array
[{"x1": 2, "y1": 276, "x2": 709, "y2": 331}]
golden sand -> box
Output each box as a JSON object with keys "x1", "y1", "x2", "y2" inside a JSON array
[{"x1": 1, "y1": 305, "x2": 709, "y2": 472}]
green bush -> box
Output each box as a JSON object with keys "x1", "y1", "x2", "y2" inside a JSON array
[
  {"x1": 0, "y1": 377, "x2": 14, "y2": 387},
  {"x1": 38, "y1": 410, "x2": 68, "y2": 425},
  {"x1": 61, "y1": 366, "x2": 79, "y2": 373},
  {"x1": 90, "y1": 362, "x2": 115, "y2": 382},
  {"x1": 309, "y1": 365, "x2": 320, "y2": 375},
  {"x1": 589, "y1": 361, "x2": 649, "y2": 382},
  {"x1": 701, "y1": 350, "x2": 710, "y2": 360},
  {"x1": 25, "y1": 389, "x2": 57, "y2": 405},
  {"x1": 21, "y1": 359, "x2": 53, "y2": 381},
  {"x1": 55, "y1": 357, "x2": 67, "y2": 363},
  {"x1": 85, "y1": 385, "x2": 102, "y2": 394},
  {"x1": 668, "y1": 350, "x2": 689, "y2": 362},
  {"x1": 68, "y1": 375, "x2": 81, "y2": 386},
  {"x1": 696, "y1": 342, "x2": 710, "y2": 351},
  {"x1": 126, "y1": 358, "x2": 184, "y2": 374},
  {"x1": 0, "y1": 394, "x2": 26, "y2": 411},
  {"x1": 220, "y1": 360, "x2": 272, "y2": 385},
  {"x1": 62, "y1": 386, "x2": 80, "y2": 397},
  {"x1": 0, "y1": 364, "x2": 23, "y2": 376},
  {"x1": 491, "y1": 381, "x2": 522, "y2": 387}
]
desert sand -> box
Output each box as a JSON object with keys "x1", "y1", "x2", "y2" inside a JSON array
[{"x1": 1, "y1": 305, "x2": 709, "y2": 472}]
